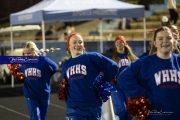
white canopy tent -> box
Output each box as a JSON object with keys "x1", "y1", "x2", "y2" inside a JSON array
[
  {"x1": 10, "y1": 0, "x2": 146, "y2": 88},
  {"x1": 10, "y1": 1, "x2": 146, "y2": 118},
  {"x1": 10, "y1": 0, "x2": 146, "y2": 53}
]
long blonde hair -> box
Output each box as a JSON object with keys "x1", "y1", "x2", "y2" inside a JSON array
[{"x1": 23, "y1": 41, "x2": 40, "y2": 55}]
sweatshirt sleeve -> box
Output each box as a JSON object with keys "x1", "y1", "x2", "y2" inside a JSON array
[
  {"x1": 45, "y1": 56, "x2": 59, "y2": 75},
  {"x1": 117, "y1": 60, "x2": 146, "y2": 98},
  {"x1": 91, "y1": 52, "x2": 119, "y2": 82}
]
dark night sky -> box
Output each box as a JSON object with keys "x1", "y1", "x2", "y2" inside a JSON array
[{"x1": 0, "y1": 0, "x2": 41, "y2": 25}]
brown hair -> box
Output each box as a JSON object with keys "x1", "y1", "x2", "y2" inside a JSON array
[
  {"x1": 112, "y1": 37, "x2": 138, "y2": 63},
  {"x1": 149, "y1": 26, "x2": 180, "y2": 55}
]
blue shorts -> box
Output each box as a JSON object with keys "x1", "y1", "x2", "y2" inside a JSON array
[
  {"x1": 26, "y1": 98, "x2": 50, "y2": 120},
  {"x1": 66, "y1": 105, "x2": 102, "y2": 120}
]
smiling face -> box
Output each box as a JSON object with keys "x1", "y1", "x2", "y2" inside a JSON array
[
  {"x1": 154, "y1": 29, "x2": 174, "y2": 58},
  {"x1": 115, "y1": 40, "x2": 125, "y2": 53},
  {"x1": 68, "y1": 34, "x2": 84, "y2": 58}
]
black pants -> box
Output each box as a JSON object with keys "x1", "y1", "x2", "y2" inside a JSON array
[{"x1": 169, "y1": 9, "x2": 179, "y2": 24}]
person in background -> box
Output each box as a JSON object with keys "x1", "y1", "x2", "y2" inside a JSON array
[
  {"x1": 117, "y1": 26, "x2": 180, "y2": 120},
  {"x1": 138, "y1": 0, "x2": 151, "y2": 10},
  {"x1": 63, "y1": 26, "x2": 75, "y2": 39},
  {"x1": 45, "y1": 26, "x2": 58, "y2": 40},
  {"x1": 35, "y1": 30, "x2": 42, "y2": 41},
  {"x1": 167, "y1": 0, "x2": 179, "y2": 25},
  {"x1": 169, "y1": 24, "x2": 180, "y2": 52},
  {"x1": 110, "y1": 36, "x2": 138, "y2": 120},
  {"x1": 9, "y1": 41, "x2": 59, "y2": 120},
  {"x1": 58, "y1": 32, "x2": 118, "y2": 120},
  {"x1": 169, "y1": 24, "x2": 179, "y2": 42},
  {"x1": 118, "y1": 18, "x2": 131, "y2": 30},
  {"x1": 161, "y1": 16, "x2": 171, "y2": 26}
]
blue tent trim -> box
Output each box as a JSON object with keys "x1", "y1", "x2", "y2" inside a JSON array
[{"x1": 10, "y1": 0, "x2": 144, "y2": 25}]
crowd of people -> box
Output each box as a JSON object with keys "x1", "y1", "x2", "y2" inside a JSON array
[
  {"x1": 6, "y1": 1, "x2": 180, "y2": 120},
  {"x1": 35, "y1": 24, "x2": 75, "y2": 41}
]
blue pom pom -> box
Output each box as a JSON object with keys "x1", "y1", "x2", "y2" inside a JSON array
[{"x1": 93, "y1": 74, "x2": 113, "y2": 102}]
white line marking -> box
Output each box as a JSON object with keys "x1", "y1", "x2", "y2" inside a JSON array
[
  {"x1": 0, "y1": 104, "x2": 29, "y2": 118},
  {"x1": 50, "y1": 103, "x2": 66, "y2": 110}
]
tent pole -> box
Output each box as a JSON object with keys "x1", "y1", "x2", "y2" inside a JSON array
[
  {"x1": 143, "y1": 17, "x2": 147, "y2": 52},
  {"x1": 41, "y1": 21, "x2": 46, "y2": 56},
  {"x1": 102, "y1": 96, "x2": 116, "y2": 120},
  {"x1": 100, "y1": 19, "x2": 103, "y2": 53},
  {"x1": 10, "y1": 25, "x2": 14, "y2": 88}
]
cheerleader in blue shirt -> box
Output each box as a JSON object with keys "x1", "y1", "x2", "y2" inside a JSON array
[
  {"x1": 111, "y1": 36, "x2": 137, "y2": 120},
  {"x1": 17, "y1": 41, "x2": 58, "y2": 120},
  {"x1": 58, "y1": 32, "x2": 118, "y2": 120},
  {"x1": 117, "y1": 26, "x2": 180, "y2": 120}
]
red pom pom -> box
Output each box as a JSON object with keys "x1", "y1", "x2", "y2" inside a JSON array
[
  {"x1": 110, "y1": 78, "x2": 116, "y2": 84},
  {"x1": 57, "y1": 79, "x2": 68, "y2": 101},
  {"x1": 126, "y1": 96, "x2": 151, "y2": 120},
  {"x1": 7, "y1": 64, "x2": 24, "y2": 80}
]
